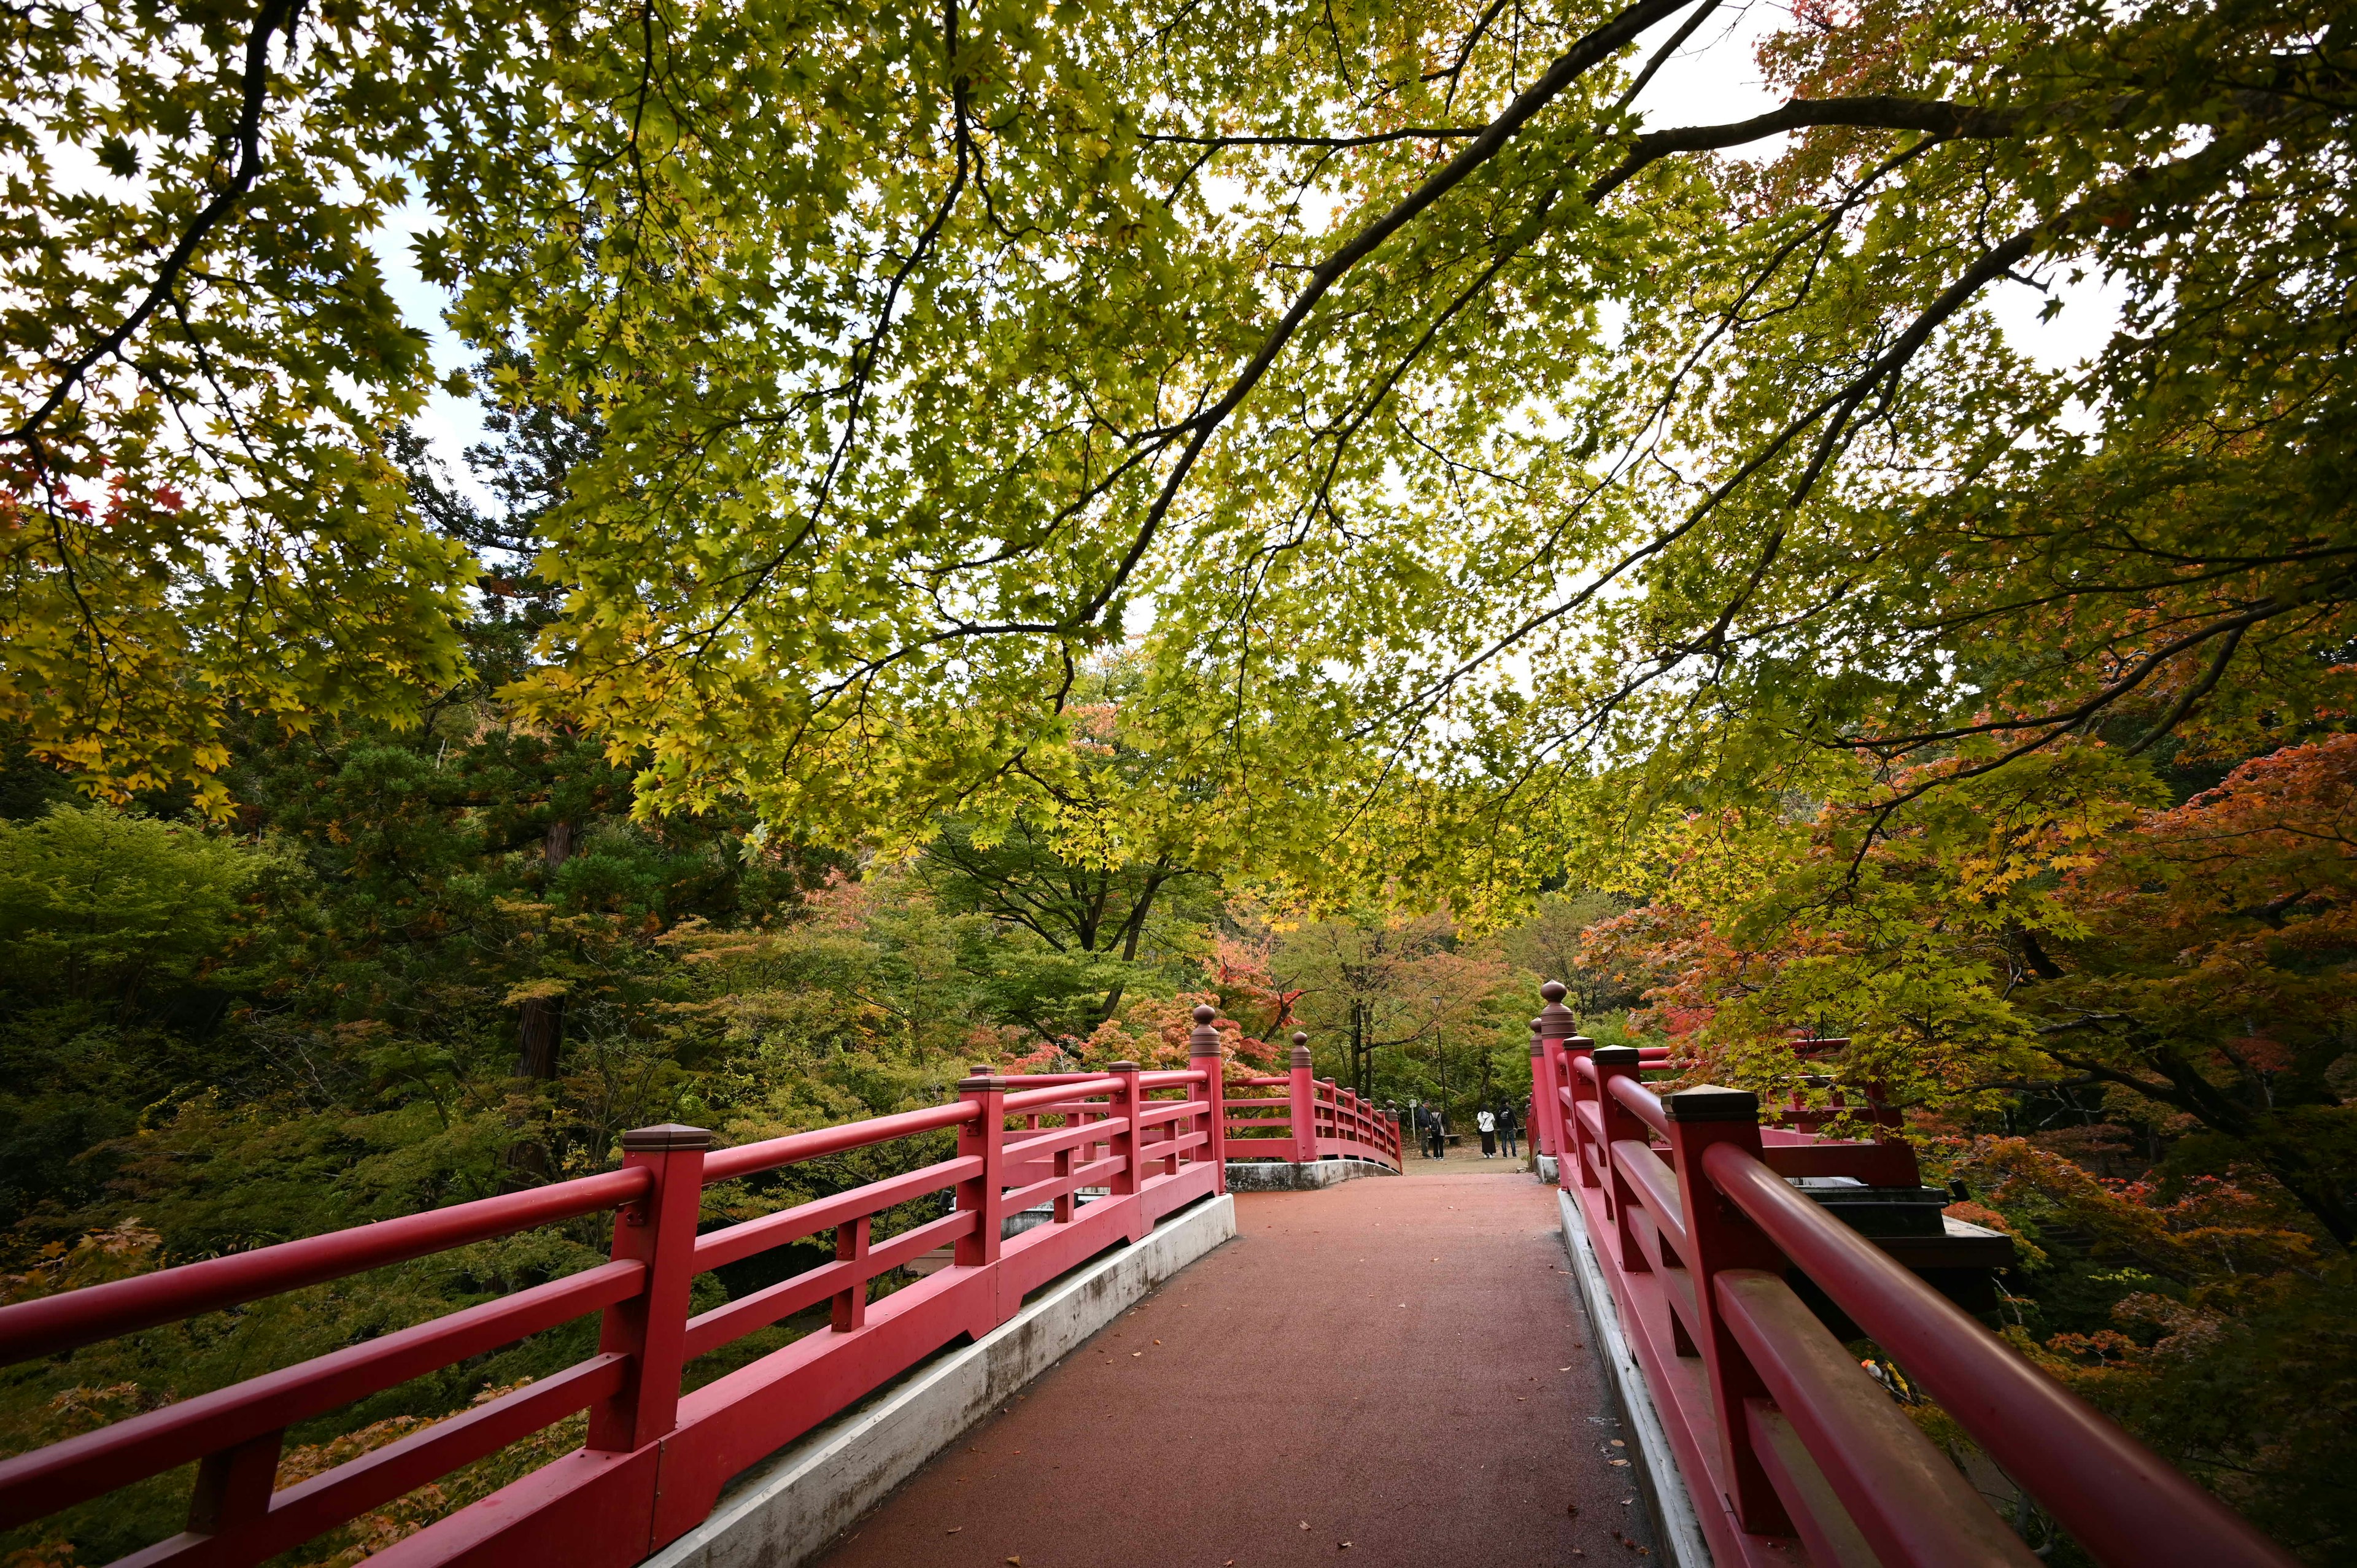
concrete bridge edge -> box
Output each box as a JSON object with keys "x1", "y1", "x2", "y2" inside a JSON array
[
  {"x1": 643, "y1": 1192, "x2": 1238, "y2": 1568},
  {"x1": 1556, "y1": 1186, "x2": 1716, "y2": 1568},
  {"x1": 1223, "y1": 1156, "x2": 1398, "y2": 1191}
]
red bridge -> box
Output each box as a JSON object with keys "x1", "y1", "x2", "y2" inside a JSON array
[{"x1": 0, "y1": 998, "x2": 2296, "y2": 1567}]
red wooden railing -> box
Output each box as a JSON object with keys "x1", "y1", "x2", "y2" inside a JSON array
[
  {"x1": 1221, "y1": 1032, "x2": 1403, "y2": 1169},
  {"x1": 0, "y1": 1010, "x2": 1239, "y2": 1568},
  {"x1": 1530, "y1": 983, "x2": 2294, "y2": 1567}
]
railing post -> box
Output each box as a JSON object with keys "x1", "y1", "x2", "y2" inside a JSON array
[
  {"x1": 1563, "y1": 1031, "x2": 1598, "y2": 1188},
  {"x1": 954, "y1": 1069, "x2": 1007, "y2": 1268},
  {"x1": 830, "y1": 1215, "x2": 871, "y2": 1331},
  {"x1": 587, "y1": 1122, "x2": 709, "y2": 1454},
  {"x1": 1288, "y1": 1035, "x2": 1318, "y2": 1163},
  {"x1": 187, "y1": 1428, "x2": 283, "y2": 1539},
  {"x1": 1591, "y1": 1046, "x2": 1652, "y2": 1273},
  {"x1": 1538, "y1": 981, "x2": 1581, "y2": 1189},
  {"x1": 1107, "y1": 1059, "x2": 1142, "y2": 1197},
  {"x1": 1190, "y1": 1004, "x2": 1227, "y2": 1191},
  {"x1": 1663, "y1": 1086, "x2": 1791, "y2": 1535},
  {"x1": 1528, "y1": 1022, "x2": 1551, "y2": 1164},
  {"x1": 1106, "y1": 1060, "x2": 1148, "y2": 1242}
]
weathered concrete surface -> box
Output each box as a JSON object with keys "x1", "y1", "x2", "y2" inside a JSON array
[
  {"x1": 646, "y1": 1194, "x2": 1236, "y2": 1568},
  {"x1": 1223, "y1": 1156, "x2": 1399, "y2": 1191},
  {"x1": 1558, "y1": 1186, "x2": 1713, "y2": 1568},
  {"x1": 808, "y1": 1167, "x2": 1657, "y2": 1568}
]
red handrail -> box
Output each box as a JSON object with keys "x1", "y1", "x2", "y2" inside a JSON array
[
  {"x1": 1708, "y1": 1148, "x2": 2287, "y2": 1567},
  {"x1": 0, "y1": 1022, "x2": 1243, "y2": 1568},
  {"x1": 0, "y1": 1262, "x2": 645, "y2": 1527},
  {"x1": 1608, "y1": 1072, "x2": 1670, "y2": 1137},
  {"x1": 0, "y1": 1167, "x2": 651, "y2": 1365},
  {"x1": 703, "y1": 1100, "x2": 975, "y2": 1183},
  {"x1": 1219, "y1": 1043, "x2": 1401, "y2": 1170},
  {"x1": 1528, "y1": 1003, "x2": 2296, "y2": 1567}
]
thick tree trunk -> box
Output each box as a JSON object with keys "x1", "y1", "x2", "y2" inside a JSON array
[
  {"x1": 504, "y1": 821, "x2": 574, "y2": 1187},
  {"x1": 512, "y1": 820, "x2": 574, "y2": 1080}
]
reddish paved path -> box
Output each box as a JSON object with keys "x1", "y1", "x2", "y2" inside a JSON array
[{"x1": 812, "y1": 1168, "x2": 1658, "y2": 1568}]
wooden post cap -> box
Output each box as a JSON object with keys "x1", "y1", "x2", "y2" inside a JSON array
[
  {"x1": 1541, "y1": 980, "x2": 1568, "y2": 1003},
  {"x1": 1190, "y1": 1005, "x2": 1222, "y2": 1057},
  {"x1": 1592, "y1": 1046, "x2": 1643, "y2": 1065},
  {"x1": 621, "y1": 1124, "x2": 712, "y2": 1152},
  {"x1": 956, "y1": 1072, "x2": 1009, "y2": 1092},
  {"x1": 1663, "y1": 1085, "x2": 1760, "y2": 1123},
  {"x1": 1107, "y1": 1060, "x2": 1140, "y2": 1073}
]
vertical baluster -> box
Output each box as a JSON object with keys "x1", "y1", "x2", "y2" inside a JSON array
[
  {"x1": 1053, "y1": 1127, "x2": 1075, "y2": 1224},
  {"x1": 1565, "y1": 1030, "x2": 1599, "y2": 1186},
  {"x1": 589, "y1": 1123, "x2": 710, "y2": 1453},
  {"x1": 831, "y1": 1215, "x2": 871, "y2": 1331},
  {"x1": 954, "y1": 1070, "x2": 1007, "y2": 1269},
  {"x1": 1106, "y1": 1060, "x2": 1145, "y2": 1240},
  {"x1": 1190, "y1": 1004, "x2": 1226, "y2": 1191},
  {"x1": 186, "y1": 1427, "x2": 283, "y2": 1542},
  {"x1": 1663, "y1": 1086, "x2": 1791, "y2": 1535},
  {"x1": 1591, "y1": 1047, "x2": 1654, "y2": 1277},
  {"x1": 1107, "y1": 1060, "x2": 1142, "y2": 1199},
  {"x1": 1288, "y1": 1035, "x2": 1317, "y2": 1164}
]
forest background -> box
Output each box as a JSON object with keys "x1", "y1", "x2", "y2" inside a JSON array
[{"x1": 3, "y1": 0, "x2": 2354, "y2": 1561}]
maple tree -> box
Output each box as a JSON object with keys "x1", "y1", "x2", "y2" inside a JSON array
[
  {"x1": 5, "y1": 0, "x2": 2353, "y2": 1554},
  {"x1": 1574, "y1": 736, "x2": 2356, "y2": 1242},
  {"x1": 1, "y1": 0, "x2": 2340, "y2": 877}
]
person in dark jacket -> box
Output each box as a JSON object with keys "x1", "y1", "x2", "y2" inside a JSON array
[
  {"x1": 1496, "y1": 1102, "x2": 1520, "y2": 1158},
  {"x1": 1419, "y1": 1103, "x2": 1447, "y2": 1159}
]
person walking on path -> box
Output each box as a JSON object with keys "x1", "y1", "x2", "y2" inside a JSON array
[
  {"x1": 1420, "y1": 1104, "x2": 1447, "y2": 1159},
  {"x1": 1497, "y1": 1102, "x2": 1520, "y2": 1159},
  {"x1": 1476, "y1": 1106, "x2": 1498, "y2": 1158}
]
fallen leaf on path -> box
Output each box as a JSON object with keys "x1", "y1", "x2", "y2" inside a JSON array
[
  {"x1": 1609, "y1": 1459, "x2": 1630, "y2": 1467},
  {"x1": 1567, "y1": 1505, "x2": 1580, "y2": 1518},
  {"x1": 945, "y1": 1527, "x2": 962, "y2": 1535}
]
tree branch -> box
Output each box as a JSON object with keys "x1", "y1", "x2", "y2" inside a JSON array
[
  {"x1": 7, "y1": 0, "x2": 302, "y2": 454},
  {"x1": 1584, "y1": 95, "x2": 2022, "y2": 204}
]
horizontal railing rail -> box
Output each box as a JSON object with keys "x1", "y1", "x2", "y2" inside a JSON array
[
  {"x1": 1214, "y1": 1035, "x2": 1401, "y2": 1170},
  {"x1": 1527, "y1": 982, "x2": 2293, "y2": 1567},
  {"x1": 0, "y1": 1170, "x2": 652, "y2": 1367},
  {"x1": 0, "y1": 1012, "x2": 1245, "y2": 1568}
]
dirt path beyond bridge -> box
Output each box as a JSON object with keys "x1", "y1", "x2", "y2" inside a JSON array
[{"x1": 810, "y1": 1168, "x2": 1658, "y2": 1568}]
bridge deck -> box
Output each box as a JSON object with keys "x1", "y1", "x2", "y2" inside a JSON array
[{"x1": 814, "y1": 1165, "x2": 1659, "y2": 1567}]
